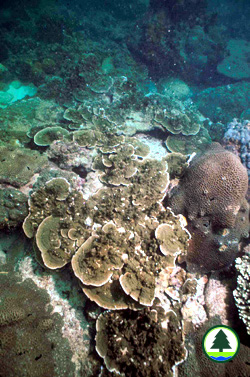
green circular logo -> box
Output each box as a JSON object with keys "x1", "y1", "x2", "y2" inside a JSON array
[{"x1": 202, "y1": 325, "x2": 240, "y2": 363}]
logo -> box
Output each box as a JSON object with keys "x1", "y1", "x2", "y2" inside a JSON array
[{"x1": 202, "y1": 325, "x2": 240, "y2": 363}]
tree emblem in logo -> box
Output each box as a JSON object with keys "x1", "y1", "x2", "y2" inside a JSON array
[
  {"x1": 210, "y1": 329, "x2": 232, "y2": 353},
  {"x1": 202, "y1": 325, "x2": 240, "y2": 363}
]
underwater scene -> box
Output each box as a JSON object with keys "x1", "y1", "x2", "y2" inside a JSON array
[{"x1": 0, "y1": 0, "x2": 249, "y2": 376}]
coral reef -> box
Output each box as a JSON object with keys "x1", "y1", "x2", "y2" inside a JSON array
[
  {"x1": 1, "y1": 2, "x2": 249, "y2": 375},
  {"x1": 20, "y1": 137, "x2": 194, "y2": 373}
]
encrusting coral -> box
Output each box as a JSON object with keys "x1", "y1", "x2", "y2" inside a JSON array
[
  {"x1": 0, "y1": 146, "x2": 47, "y2": 188},
  {"x1": 0, "y1": 270, "x2": 75, "y2": 377}
]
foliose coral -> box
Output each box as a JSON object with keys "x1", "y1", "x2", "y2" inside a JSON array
[
  {"x1": 75, "y1": 190, "x2": 190, "y2": 309},
  {"x1": 23, "y1": 177, "x2": 90, "y2": 269},
  {"x1": 154, "y1": 107, "x2": 201, "y2": 136},
  {"x1": 23, "y1": 143, "x2": 191, "y2": 311},
  {"x1": 21, "y1": 127, "x2": 208, "y2": 375},
  {"x1": 92, "y1": 143, "x2": 139, "y2": 186},
  {"x1": 95, "y1": 306, "x2": 186, "y2": 377},
  {"x1": 34, "y1": 126, "x2": 70, "y2": 146},
  {"x1": 165, "y1": 127, "x2": 212, "y2": 155}
]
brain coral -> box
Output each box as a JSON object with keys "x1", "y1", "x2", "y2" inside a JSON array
[
  {"x1": 168, "y1": 143, "x2": 248, "y2": 230},
  {"x1": 0, "y1": 271, "x2": 74, "y2": 377}
]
